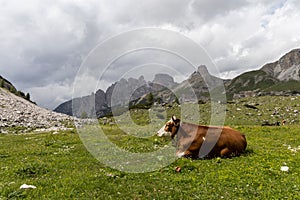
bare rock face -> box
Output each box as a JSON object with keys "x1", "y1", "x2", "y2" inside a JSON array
[
  {"x1": 151, "y1": 74, "x2": 177, "y2": 93},
  {"x1": 0, "y1": 88, "x2": 73, "y2": 133},
  {"x1": 54, "y1": 89, "x2": 108, "y2": 118},
  {"x1": 261, "y1": 49, "x2": 300, "y2": 81},
  {"x1": 172, "y1": 65, "x2": 225, "y2": 102},
  {"x1": 153, "y1": 74, "x2": 176, "y2": 87},
  {"x1": 95, "y1": 89, "x2": 109, "y2": 117},
  {"x1": 105, "y1": 76, "x2": 150, "y2": 107}
]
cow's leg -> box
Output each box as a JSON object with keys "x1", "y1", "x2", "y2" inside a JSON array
[
  {"x1": 176, "y1": 151, "x2": 185, "y2": 158},
  {"x1": 176, "y1": 150, "x2": 193, "y2": 158},
  {"x1": 184, "y1": 150, "x2": 194, "y2": 158},
  {"x1": 220, "y1": 147, "x2": 231, "y2": 157}
]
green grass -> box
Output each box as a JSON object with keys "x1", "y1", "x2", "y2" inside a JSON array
[
  {"x1": 1, "y1": 126, "x2": 300, "y2": 199},
  {"x1": 264, "y1": 80, "x2": 300, "y2": 92},
  {"x1": 226, "y1": 70, "x2": 278, "y2": 99},
  {"x1": 224, "y1": 96, "x2": 300, "y2": 125},
  {"x1": 162, "y1": 96, "x2": 300, "y2": 126},
  {"x1": 1, "y1": 96, "x2": 300, "y2": 199}
]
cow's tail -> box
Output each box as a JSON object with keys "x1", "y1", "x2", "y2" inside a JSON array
[{"x1": 242, "y1": 134, "x2": 247, "y2": 151}]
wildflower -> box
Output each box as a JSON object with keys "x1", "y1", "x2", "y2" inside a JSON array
[{"x1": 280, "y1": 166, "x2": 289, "y2": 172}]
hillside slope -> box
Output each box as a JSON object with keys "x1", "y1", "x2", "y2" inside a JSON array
[
  {"x1": 0, "y1": 75, "x2": 33, "y2": 102},
  {"x1": 0, "y1": 87, "x2": 73, "y2": 133},
  {"x1": 226, "y1": 48, "x2": 300, "y2": 99},
  {"x1": 261, "y1": 49, "x2": 300, "y2": 81}
]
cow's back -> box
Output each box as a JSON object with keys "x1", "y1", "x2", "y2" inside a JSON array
[{"x1": 175, "y1": 122, "x2": 247, "y2": 158}]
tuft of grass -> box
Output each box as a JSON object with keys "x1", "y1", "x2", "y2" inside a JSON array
[{"x1": 16, "y1": 163, "x2": 49, "y2": 178}]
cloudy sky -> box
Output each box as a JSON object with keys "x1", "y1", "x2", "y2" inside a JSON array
[{"x1": 0, "y1": 0, "x2": 300, "y2": 109}]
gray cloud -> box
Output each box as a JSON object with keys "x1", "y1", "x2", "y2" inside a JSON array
[
  {"x1": 0, "y1": 0, "x2": 299, "y2": 109},
  {"x1": 191, "y1": 0, "x2": 249, "y2": 21}
]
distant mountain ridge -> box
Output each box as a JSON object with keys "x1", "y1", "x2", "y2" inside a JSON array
[
  {"x1": 55, "y1": 73, "x2": 180, "y2": 118},
  {"x1": 54, "y1": 65, "x2": 227, "y2": 118},
  {"x1": 54, "y1": 48, "x2": 300, "y2": 118}
]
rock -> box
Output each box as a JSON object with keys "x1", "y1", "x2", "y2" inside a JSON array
[
  {"x1": 175, "y1": 166, "x2": 181, "y2": 172},
  {"x1": 20, "y1": 184, "x2": 37, "y2": 189},
  {"x1": 153, "y1": 74, "x2": 176, "y2": 88},
  {"x1": 244, "y1": 103, "x2": 259, "y2": 110}
]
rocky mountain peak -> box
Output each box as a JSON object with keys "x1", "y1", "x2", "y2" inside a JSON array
[
  {"x1": 261, "y1": 48, "x2": 300, "y2": 81},
  {"x1": 278, "y1": 49, "x2": 300, "y2": 69},
  {"x1": 152, "y1": 73, "x2": 176, "y2": 87},
  {"x1": 105, "y1": 76, "x2": 150, "y2": 107},
  {"x1": 189, "y1": 65, "x2": 223, "y2": 89},
  {"x1": 197, "y1": 65, "x2": 209, "y2": 76}
]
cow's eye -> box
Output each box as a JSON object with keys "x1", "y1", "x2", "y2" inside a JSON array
[
  {"x1": 165, "y1": 123, "x2": 173, "y2": 131},
  {"x1": 164, "y1": 124, "x2": 170, "y2": 130}
]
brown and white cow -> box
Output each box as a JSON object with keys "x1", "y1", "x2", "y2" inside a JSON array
[{"x1": 157, "y1": 115, "x2": 247, "y2": 158}]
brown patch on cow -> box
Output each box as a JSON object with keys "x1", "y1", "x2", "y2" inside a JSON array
[{"x1": 164, "y1": 115, "x2": 180, "y2": 139}]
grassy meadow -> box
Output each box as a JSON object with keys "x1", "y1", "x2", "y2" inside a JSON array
[{"x1": 1, "y1": 96, "x2": 300, "y2": 199}]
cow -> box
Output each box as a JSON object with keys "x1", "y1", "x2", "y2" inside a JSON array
[{"x1": 157, "y1": 115, "x2": 247, "y2": 159}]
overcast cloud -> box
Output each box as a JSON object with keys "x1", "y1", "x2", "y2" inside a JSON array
[{"x1": 0, "y1": 0, "x2": 300, "y2": 109}]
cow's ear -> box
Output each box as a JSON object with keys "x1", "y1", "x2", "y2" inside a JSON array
[
  {"x1": 172, "y1": 115, "x2": 180, "y2": 126},
  {"x1": 172, "y1": 115, "x2": 176, "y2": 122}
]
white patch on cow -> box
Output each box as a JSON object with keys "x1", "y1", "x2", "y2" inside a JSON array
[
  {"x1": 157, "y1": 125, "x2": 170, "y2": 137},
  {"x1": 156, "y1": 117, "x2": 174, "y2": 137},
  {"x1": 202, "y1": 137, "x2": 206, "y2": 141},
  {"x1": 176, "y1": 152, "x2": 185, "y2": 158}
]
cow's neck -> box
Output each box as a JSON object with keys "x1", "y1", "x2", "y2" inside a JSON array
[
  {"x1": 178, "y1": 122, "x2": 198, "y2": 138},
  {"x1": 171, "y1": 122, "x2": 181, "y2": 146},
  {"x1": 170, "y1": 122, "x2": 180, "y2": 138},
  {"x1": 177, "y1": 122, "x2": 189, "y2": 138}
]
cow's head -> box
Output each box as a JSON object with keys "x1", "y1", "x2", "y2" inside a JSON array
[{"x1": 157, "y1": 115, "x2": 181, "y2": 139}]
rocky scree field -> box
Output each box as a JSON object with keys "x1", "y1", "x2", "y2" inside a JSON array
[{"x1": 0, "y1": 87, "x2": 74, "y2": 134}]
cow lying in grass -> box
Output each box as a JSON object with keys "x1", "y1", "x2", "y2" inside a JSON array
[{"x1": 157, "y1": 115, "x2": 247, "y2": 159}]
